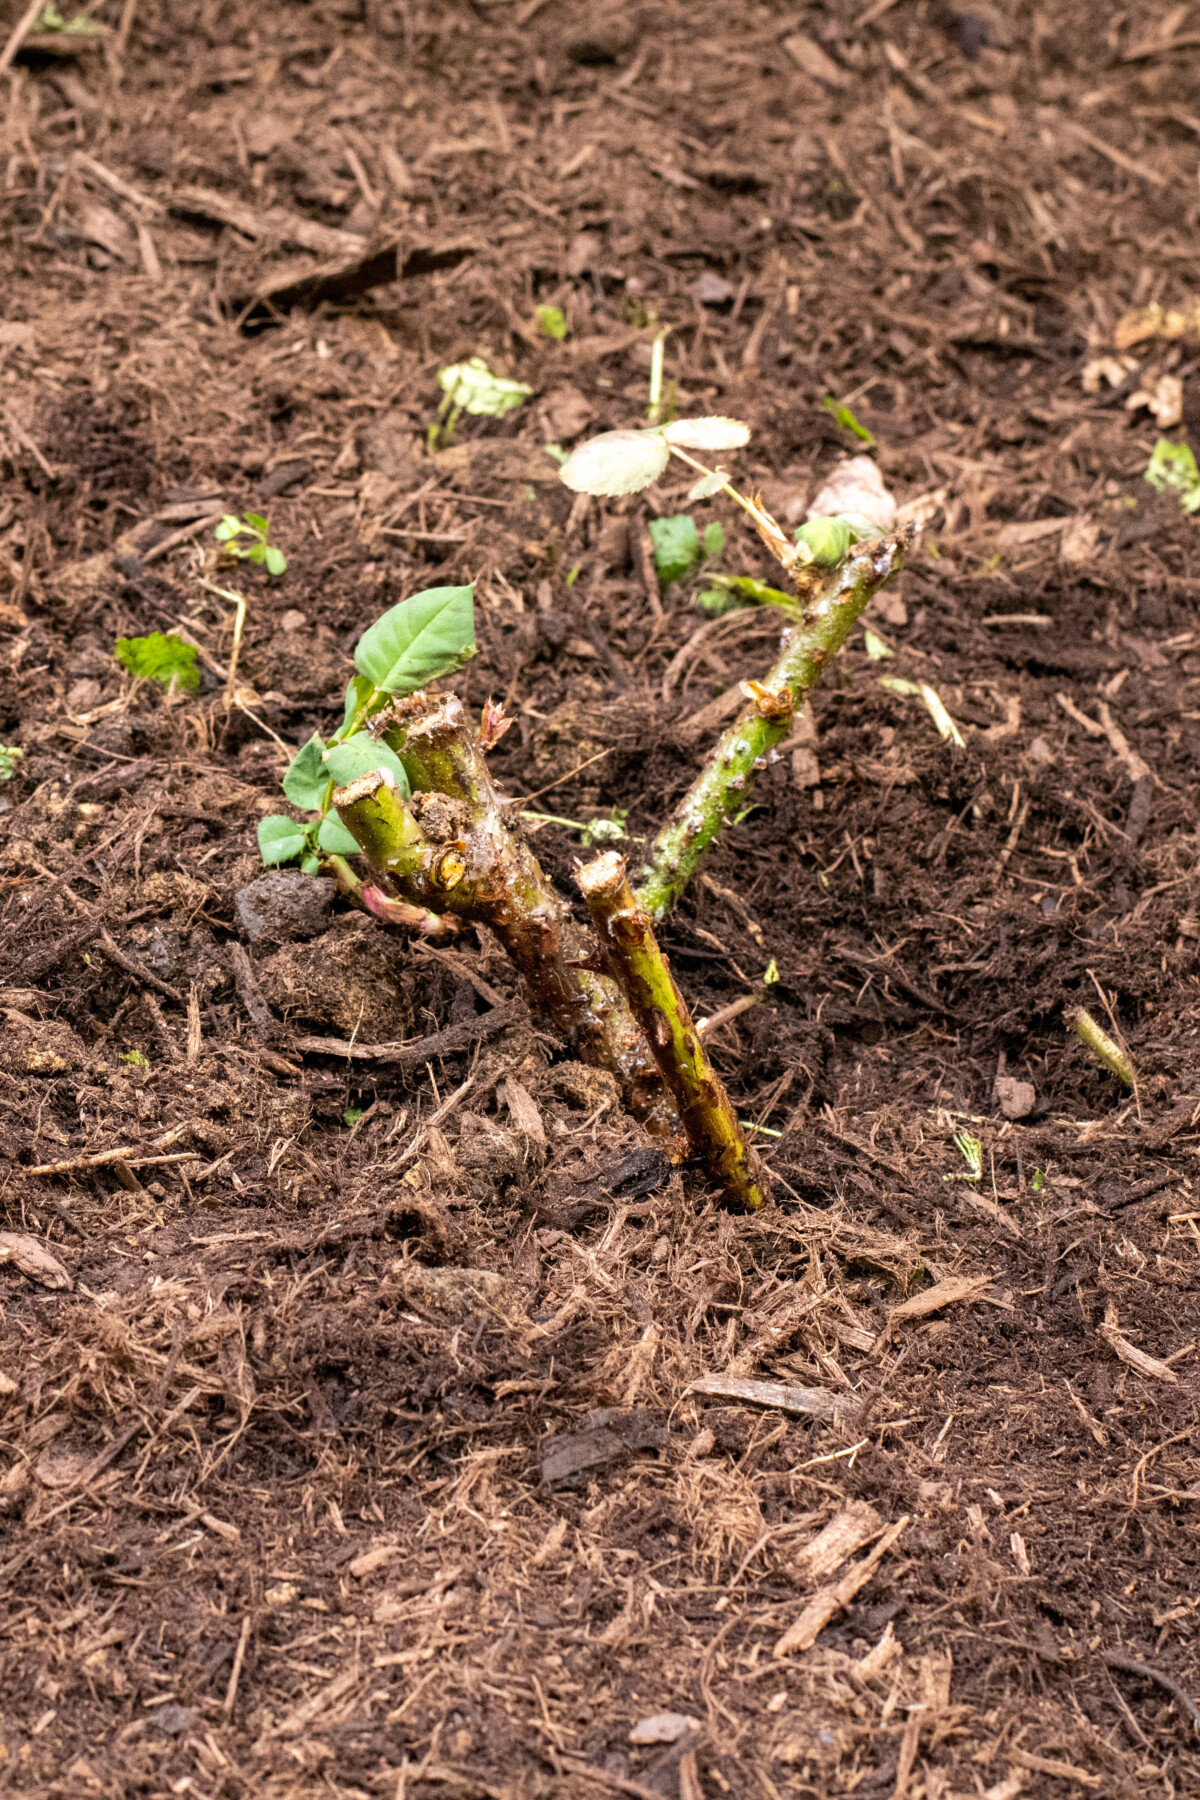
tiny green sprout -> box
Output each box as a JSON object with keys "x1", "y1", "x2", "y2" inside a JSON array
[
  {"x1": 762, "y1": 958, "x2": 780, "y2": 985},
  {"x1": 535, "y1": 305, "x2": 567, "y2": 340},
  {"x1": 344, "y1": 1107, "x2": 365, "y2": 1127},
  {"x1": 565, "y1": 562, "x2": 582, "y2": 587},
  {"x1": 34, "y1": 3, "x2": 103, "y2": 32},
  {"x1": 1145, "y1": 438, "x2": 1200, "y2": 513},
  {"x1": 431, "y1": 357, "x2": 532, "y2": 450},
  {"x1": 794, "y1": 513, "x2": 877, "y2": 567},
  {"x1": 520, "y1": 807, "x2": 639, "y2": 846},
  {"x1": 1031, "y1": 1168, "x2": 1046, "y2": 1192},
  {"x1": 943, "y1": 1129, "x2": 983, "y2": 1183},
  {"x1": 0, "y1": 744, "x2": 25, "y2": 781},
  {"x1": 113, "y1": 632, "x2": 200, "y2": 692},
  {"x1": 649, "y1": 515, "x2": 700, "y2": 587},
  {"x1": 822, "y1": 395, "x2": 876, "y2": 445},
  {"x1": 215, "y1": 511, "x2": 287, "y2": 576},
  {"x1": 543, "y1": 443, "x2": 569, "y2": 465},
  {"x1": 121, "y1": 1047, "x2": 150, "y2": 1069},
  {"x1": 863, "y1": 628, "x2": 893, "y2": 660}
]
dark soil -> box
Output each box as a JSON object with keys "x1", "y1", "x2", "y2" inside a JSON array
[{"x1": 3, "y1": 2, "x2": 1200, "y2": 1796}]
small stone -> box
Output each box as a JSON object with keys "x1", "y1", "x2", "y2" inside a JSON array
[
  {"x1": 149, "y1": 1703, "x2": 192, "y2": 1736},
  {"x1": 629, "y1": 1712, "x2": 701, "y2": 1745},
  {"x1": 235, "y1": 872, "x2": 336, "y2": 946},
  {"x1": 693, "y1": 271, "x2": 734, "y2": 306},
  {"x1": 994, "y1": 1075, "x2": 1036, "y2": 1120}
]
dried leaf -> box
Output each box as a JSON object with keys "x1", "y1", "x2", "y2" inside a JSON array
[
  {"x1": 0, "y1": 1232, "x2": 72, "y2": 1290},
  {"x1": 661, "y1": 416, "x2": 750, "y2": 451}
]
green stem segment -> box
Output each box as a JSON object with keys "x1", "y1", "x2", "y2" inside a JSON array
[
  {"x1": 1067, "y1": 1006, "x2": 1135, "y2": 1088},
  {"x1": 636, "y1": 534, "x2": 908, "y2": 921},
  {"x1": 579, "y1": 851, "x2": 769, "y2": 1211},
  {"x1": 333, "y1": 696, "x2": 679, "y2": 1138}
]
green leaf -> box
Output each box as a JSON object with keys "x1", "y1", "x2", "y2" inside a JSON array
[
  {"x1": 265, "y1": 546, "x2": 287, "y2": 576},
  {"x1": 648, "y1": 514, "x2": 700, "y2": 586},
  {"x1": 793, "y1": 515, "x2": 856, "y2": 567},
  {"x1": 354, "y1": 585, "x2": 476, "y2": 696},
  {"x1": 331, "y1": 673, "x2": 380, "y2": 744},
  {"x1": 258, "y1": 814, "x2": 309, "y2": 865},
  {"x1": 688, "y1": 468, "x2": 728, "y2": 501},
  {"x1": 247, "y1": 543, "x2": 266, "y2": 564},
  {"x1": 863, "y1": 628, "x2": 893, "y2": 661},
  {"x1": 34, "y1": 4, "x2": 103, "y2": 33},
  {"x1": 322, "y1": 733, "x2": 410, "y2": 796},
  {"x1": 697, "y1": 586, "x2": 746, "y2": 618},
  {"x1": 535, "y1": 304, "x2": 567, "y2": 340},
  {"x1": 1145, "y1": 438, "x2": 1200, "y2": 512},
  {"x1": 543, "y1": 442, "x2": 569, "y2": 465},
  {"x1": 282, "y1": 734, "x2": 329, "y2": 811},
  {"x1": 214, "y1": 515, "x2": 241, "y2": 541},
  {"x1": 702, "y1": 521, "x2": 725, "y2": 561},
  {"x1": 113, "y1": 632, "x2": 200, "y2": 691},
  {"x1": 437, "y1": 357, "x2": 532, "y2": 418},
  {"x1": 244, "y1": 512, "x2": 269, "y2": 533},
  {"x1": 300, "y1": 853, "x2": 321, "y2": 875},
  {"x1": 344, "y1": 1108, "x2": 364, "y2": 1127},
  {"x1": 121, "y1": 1047, "x2": 150, "y2": 1067},
  {"x1": 661, "y1": 416, "x2": 750, "y2": 451},
  {"x1": 558, "y1": 429, "x2": 671, "y2": 497},
  {"x1": 0, "y1": 744, "x2": 25, "y2": 781},
  {"x1": 316, "y1": 812, "x2": 361, "y2": 855},
  {"x1": 822, "y1": 395, "x2": 876, "y2": 445}
]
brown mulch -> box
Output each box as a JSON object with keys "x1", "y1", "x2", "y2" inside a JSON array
[{"x1": 3, "y1": 2, "x2": 1200, "y2": 1796}]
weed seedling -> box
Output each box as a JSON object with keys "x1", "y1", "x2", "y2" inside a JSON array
[
  {"x1": 215, "y1": 512, "x2": 287, "y2": 576},
  {"x1": 823, "y1": 394, "x2": 875, "y2": 445},
  {"x1": 943, "y1": 1130, "x2": 983, "y2": 1183},
  {"x1": 535, "y1": 305, "x2": 567, "y2": 340},
  {"x1": 113, "y1": 632, "x2": 200, "y2": 692},
  {"x1": 0, "y1": 744, "x2": 25, "y2": 781},
  {"x1": 1145, "y1": 438, "x2": 1200, "y2": 513},
  {"x1": 34, "y1": 3, "x2": 102, "y2": 32},
  {"x1": 429, "y1": 357, "x2": 532, "y2": 451}
]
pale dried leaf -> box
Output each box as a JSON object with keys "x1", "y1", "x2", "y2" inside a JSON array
[
  {"x1": 807, "y1": 456, "x2": 896, "y2": 530},
  {"x1": 661, "y1": 416, "x2": 750, "y2": 451},
  {"x1": 0, "y1": 1232, "x2": 72, "y2": 1290}
]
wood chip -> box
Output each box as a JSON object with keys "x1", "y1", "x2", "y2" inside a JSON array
[
  {"x1": 1008, "y1": 1749, "x2": 1101, "y2": 1787},
  {"x1": 1099, "y1": 1304, "x2": 1178, "y2": 1383},
  {"x1": 349, "y1": 1544, "x2": 398, "y2": 1578},
  {"x1": 793, "y1": 1502, "x2": 884, "y2": 1582},
  {"x1": 0, "y1": 1232, "x2": 72, "y2": 1290},
  {"x1": 774, "y1": 1517, "x2": 908, "y2": 1656},
  {"x1": 686, "y1": 1373, "x2": 851, "y2": 1423},
  {"x1": 888, "y1": 1275, "x2": 991, "y2": 1323}
]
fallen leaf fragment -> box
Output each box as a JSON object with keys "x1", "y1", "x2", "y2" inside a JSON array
[
  {"x1": 807, "y1": 455, "x2": 896, "y2": 530},
  {"x1": 793, "y1": 1501, "x2": 883, "y2": 1582},
  {"x1": 888, "y1": 1275, "x2": 990, "y2": 1324},
  {"x1": 0, "y1": 1232, "x2": 72, "y2": 1290},
  {"x1": 1099, "y1": 1304, "x2": 1178, "y2": 1384},
  {"x1": 774, "y1": 1517, "x2": 908, "y2": 1656}
]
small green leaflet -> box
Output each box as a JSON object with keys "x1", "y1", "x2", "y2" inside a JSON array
[
  {"x1": 333, "y1": 673, "x2": 381, "y2": 744},
  {"x1": 559, "y1": 429, "x2": 671, "y2": 496},
  {"x1": 649, "y1": 515, "x2": 699, "y2": 586},
  {"x1": 258, "y1": 815, "x2": 309, "y2": 865},
  {"x1": 316, "y1": 813, "x2": 361, "y2": 855},
  {"x1": 1145, "y1": 438, "x2": 1200, "y2": 513},
  {"x1": 282, "y1": 734, "x2": 331, "y2": 811},
  {"x1": 322, "y1": 733, "x2": 409, "y2": 795},
  {"x1": 822, "y1": 396, "x2": 875, "y2": 445},
  {"x1": 689, "y1": 468, "x2": 728, "y2": 501},
  {"x1": 438, "y1": 357, "x2": 531, "y2": 417},
  {"x1": 34, "y1": 3, "x2": 102, "y2": 31},
  {"x1": 535, "y1": 305, "x2": 567, "y2": 340},
  {"x1": 0, "y1": 744, "x2": 25, "y2": 781},
  {"x1": 698, "y1": 573, "x2": 798, "y2": 617},
  {"x1": 703, "y1": 521, "x2": 725, "y2": 561},
  {"x1": 113, "y1": 632, "x2": 200, "y2": 691},
  {"x1": 354, "y1": 585, "x2": 476, "y2": 696}
]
